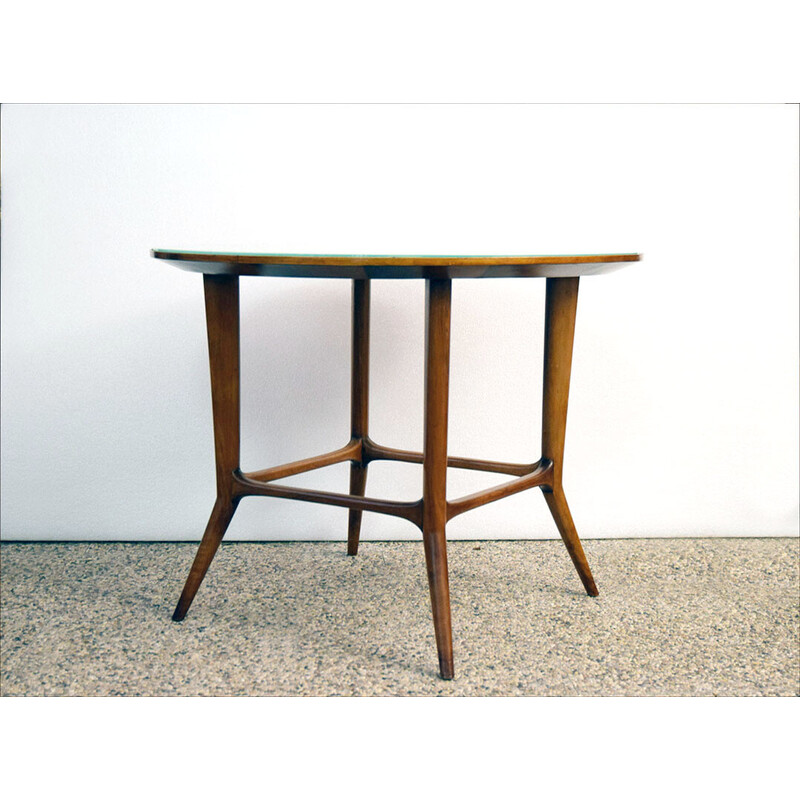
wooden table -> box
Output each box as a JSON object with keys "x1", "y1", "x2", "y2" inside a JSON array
[{"x1": 152, "y1": 249, "x2": 640, "y2": 679}]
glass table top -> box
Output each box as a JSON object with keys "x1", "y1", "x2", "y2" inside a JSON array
[{"x1": 151, "y1": 249, "x2": 641, "y2": 278}]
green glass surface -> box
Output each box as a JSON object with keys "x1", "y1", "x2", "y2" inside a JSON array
[{"x1": 160, "y1": 250, "x2": 638, "y2": 258}]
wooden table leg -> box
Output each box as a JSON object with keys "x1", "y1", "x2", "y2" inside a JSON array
[
  {"x1": 173, "y1": 274, "x2": 241, "y2": 621},
  {"x1": 423, "y1": 278, "x2": 455, "y2": 679},
  {"x1": 347, "y1": 279, "x2": 370, "y2": 556},
  {"x1": 541, "y1": 276, "x2": 599, "y2": 597}
]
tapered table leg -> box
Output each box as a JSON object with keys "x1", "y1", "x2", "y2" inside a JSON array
[
  {"x1": 347, "y1": 279, "x2": 371, "y2": 555},
  {"x1": 173, "y1": 274, "x2": 241, "y2": 621},
  {"x1": 422, "y1": 278, "x2": 454, "y2": 679},
  {"x1": 173, "y1": 498, "x2": 239, "y2": 621},
  {"x1": 541, "y1": 276, "x2": 598, "y2": 596}
]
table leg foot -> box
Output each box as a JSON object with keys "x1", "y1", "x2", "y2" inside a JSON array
[
  {"x1": 423, "y1": 525, "x2": 455, "y2": 680},
  {"x1": 346, "y1": 463, "x2": 368, "y2": 555},
  {"x1": 172, "y1": 497, "x2": 238, "y2": 621},
  {"x1": 543, "y1": 487, "x2": 599, "y2": 596}
]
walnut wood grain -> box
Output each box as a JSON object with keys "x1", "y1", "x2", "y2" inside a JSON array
[
  {"x1": 161, "y1": 248, "x2": 636, "y2": 677},
  {"x1": 447, "y1": 460, "x2": 553, "y2": 520},
  {"x1": 422, "y1": 278, "x2": 454, "y2": 679},
  {"x1": 362, "y1": 438, "x2": 535, "y2": 476},
  {"x1": 540, "y1": 277, "x2": 599, "y2": 596},
  {"x1": 173, "y1": 275, "x2": 241, "y2": 621},
  {"x1": 242, "y1": 441, "x2": 360, "y2": 484},
  {"x1": 347, "y1": 279, "x2": 371, "y2": 555},
  {"x1": 232, "y1": 471, "x2": 423, "y2": 527}
]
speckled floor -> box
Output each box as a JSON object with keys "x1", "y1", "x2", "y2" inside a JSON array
[{"x1": 1, "y1": 539, "x2": 797, "y2": 696}]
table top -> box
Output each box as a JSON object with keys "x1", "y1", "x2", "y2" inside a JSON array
[{"x1": 152, "y1": 249, "x2": 641, "y2": 279}]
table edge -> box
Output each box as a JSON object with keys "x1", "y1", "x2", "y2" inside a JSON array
[{"x1": 151, "y1": 250, "x2": 641, "y2": 268}]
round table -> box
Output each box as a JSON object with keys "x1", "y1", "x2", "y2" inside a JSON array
[{"x1": 152, "y1": 249, "x2": 640, "y2": 680}]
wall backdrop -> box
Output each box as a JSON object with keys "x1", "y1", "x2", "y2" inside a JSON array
[{"x1": 2, "y1": 104, "x2": 798, "y2": 540}]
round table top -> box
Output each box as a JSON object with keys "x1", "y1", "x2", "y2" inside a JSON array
[{"x1": 152, "y1": 249, "x2": 641, "y2": 279}]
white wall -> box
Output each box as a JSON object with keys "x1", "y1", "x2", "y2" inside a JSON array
[{"x1": 1, "y1": 104, "x2": 797, "y2": 541}]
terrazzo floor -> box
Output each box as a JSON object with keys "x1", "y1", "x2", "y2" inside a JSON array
[{"x1": 1, "y1": 539, "x2": 797, "y2": 696}]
